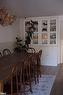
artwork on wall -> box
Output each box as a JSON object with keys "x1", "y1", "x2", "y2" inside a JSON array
[
  {"x1": 50, "y1": 19, "x2": 56, "y2": 31},
  {"x1": 50, "y1": 33, "x2": 56, "y2": 44},
  {"x1": 41, "y1": 20, "x2": 48, "y2": 32},
  {"x1": 42, "y1": 33, "x2": 48, "y2": 44},
  {"x1": 25, "y1": 21, "x2": 38, "y2": 32},
  {"x1": 32, "y1": 33, "x2": 38, "y2": 44}
]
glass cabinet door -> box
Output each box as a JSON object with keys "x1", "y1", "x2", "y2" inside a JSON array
[
  {"x1": 50, "y1": 19, "x2": 56, "y2": 44},
  {"x1": 41, "y1": 19, "x2": 48, "y2": 44}
]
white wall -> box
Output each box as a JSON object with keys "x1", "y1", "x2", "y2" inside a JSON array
[
  {"x1": 0, "y1": 18, "x2": 20, "y2": 52},
  {"x1": 59, "y1": 16, "x2": 63, "y2": 63},
  {"x1": 20, "y1": 18, "x2": 25, "y2": 40}
]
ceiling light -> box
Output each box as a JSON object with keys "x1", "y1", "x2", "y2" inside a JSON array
[{"x1": 0, "y1": 8, "x2": 16, "y2": 26}]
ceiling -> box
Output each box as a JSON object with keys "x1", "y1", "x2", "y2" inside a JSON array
[{"x1": 0, "y1": 0, "x2": 63, "y2": 18}]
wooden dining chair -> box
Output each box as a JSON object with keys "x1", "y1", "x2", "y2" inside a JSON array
[
  {"x1": 3, "y1": 49, "x2": 11, "y2": 56},
  {"x1": 29, "y1": 54, "x2": 37, "y2": 84},
  {"x1": 30, "y1": 50, "x2": 42, "y2": 83},
  {"x1": 26, "y1": 49, "x2": 38, "y2": 84},
  {"x1": 22, "y1": 57, "x2": 33, "y2": 93},
  {"x1": 36, "y1": 50, "x2": 42, "y2": 78}
]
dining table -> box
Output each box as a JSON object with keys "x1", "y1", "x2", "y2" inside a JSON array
[
  {"x1": 0, "y1": 52, "x2": 32, "y2": 92},
  {"x1": 0, "y1": 50, "x2": 40, "y2": 94}
]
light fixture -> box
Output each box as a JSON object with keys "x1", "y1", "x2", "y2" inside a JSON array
[{"x1": 0, "y1": 8, "x2": 16, "y2": 26}]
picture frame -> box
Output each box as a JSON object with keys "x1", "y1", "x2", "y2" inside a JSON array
[
  {"x1": 41, "y1": 20, "x2": 48, "y2": 32},
  {"x1": 50, "y1": 33, "x2": 56, "y2": 44},
  {"x1": 32, "y1": 33, "x2": 38, "y2": 44},
  {"x1": 50, "y1": 19, "x2": 56, "y2": 31},
  {"x1": 42, "y1": 33, "x2": 48, "y2": 44}
]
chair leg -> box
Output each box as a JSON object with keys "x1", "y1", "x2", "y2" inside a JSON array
[
  {"x1": 28, "y1": 64, "x2": 32, "y2": 93},
  {"x1": 11, "y1": 75, "x2": 13, "y2": 95}
]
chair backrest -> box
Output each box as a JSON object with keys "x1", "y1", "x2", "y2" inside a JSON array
[
  {"x1": 0, "y1": 52, "x2": 2, "y2": 57},
  {"x1": 3, "y1": 49, "x2": 11, "y2": 56},
  {"x1": 27, "y1": 47, "x2": 36, "y2": 53},
  {"x1": 39, "y1": 50, "x2": 42, "y2": 57}
]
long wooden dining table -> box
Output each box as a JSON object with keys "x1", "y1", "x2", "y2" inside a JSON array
[
  {"x1": 0, "y1": 53, "x2": 39, "y2": 92},
  {"x1": 0, "y1": 52, "x2": 34, "y2": 92}
]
